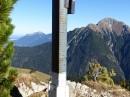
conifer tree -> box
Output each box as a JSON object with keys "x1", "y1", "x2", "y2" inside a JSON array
[
  {"x1": 87, "y1": 62, "x2": 102, "y2": 81},
  {"x1": 85, "y1": 62, "x2": 116, "y2": 86},
  {"x1": 0, "y1": 0, "x2": 17, "y2": 97}
]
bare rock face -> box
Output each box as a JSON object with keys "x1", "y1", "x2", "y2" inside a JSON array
[
  {"x1": 87, "y1": 24, "x2": 101, "y2": 32},
  {"x1": 67, "y1": 81, "x2": 130, "y2": 97},
  {"x1": 15, "y1": 74, "x2": 48, "y2": 97},
  {"x1": 97, "y1": 18, "x2": 125, "y2": 35},
  {"x1": 15, "y1": 78, "x2": 130, "y2": 97},
  {"x1": 67, "y1": 81, "x2": 113, "y2": 97}
]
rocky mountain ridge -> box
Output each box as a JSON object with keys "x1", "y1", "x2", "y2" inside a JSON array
[{"x1": 12, "y1": 18, "x2": 130, "y2": 83}]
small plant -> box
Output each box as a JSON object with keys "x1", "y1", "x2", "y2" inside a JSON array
[{"x1": 83, "y1": 61, "x2": 116, "y2": 86}]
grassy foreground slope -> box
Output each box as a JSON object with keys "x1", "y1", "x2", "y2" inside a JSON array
[
  {"x1": 16, "y1": 68, "x2": 50, "y2": 83},
  {"x1": 15, "y1": 68, "x2": 130, "y2": 97}
]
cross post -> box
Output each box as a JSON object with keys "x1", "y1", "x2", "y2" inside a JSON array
[{"x1": 49, "y1": 0, "x2": 75, "y2": 97}]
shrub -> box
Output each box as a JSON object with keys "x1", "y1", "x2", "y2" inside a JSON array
[{"x1": 84, "y1": 62, "x2": 116, "y2": 86}]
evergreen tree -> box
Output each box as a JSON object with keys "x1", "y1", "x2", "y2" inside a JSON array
[
  {"x1": 98, "y1": 67, "x2": 116, "y2": 86},
  {"x1": 87, "y1": 62, "x2": 102, "y2": 81},
  {"x1": 0, "y1": 0, "x2": 17, "y2": 97},
  {"x1": 85, "y1": 62, "x2": 116, "y2": 86}
]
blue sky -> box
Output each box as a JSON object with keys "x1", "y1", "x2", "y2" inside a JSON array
[{"x1": 11, "y1": 0, "x2": 130, "y2": 36}]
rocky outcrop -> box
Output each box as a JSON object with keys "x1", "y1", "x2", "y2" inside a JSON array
[
  {"x1": 97, "y1": 18, "x2": 125, "y2": 35},
  {"x1": 15, "y1": 74, "x2": 48, "y2": 97},
  {"x1": 17, "y1": 82, "x2": 48, "y2": 97},
  {"x1": 16, "y1": 80, "x2": 130, "y2": 97},
  {"x1": 67, "y1": 81, "x2": 130, "y2": 97},
  {"x1": 68, "y1": 81, "x2": 113, "y2": 97}
]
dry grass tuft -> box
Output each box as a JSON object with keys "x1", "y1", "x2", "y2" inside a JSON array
[{"x1": 82, "y1": 80, "x2": 130, "y2": 97}]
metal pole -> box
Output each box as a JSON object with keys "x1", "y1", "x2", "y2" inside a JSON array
[{"x1": 49, "y1": 0, "x2": 75, "y2": 97}]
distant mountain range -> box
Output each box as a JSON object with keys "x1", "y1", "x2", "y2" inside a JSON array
[
  {"x1": 14, "y1": 32, "x2": 51, "y2": 47},
  {"x1": 10, "y1": 35, "x2": 21, "y2": 41},
  {"x1": 12, "y1": 18, "x2": 130, "y2": 84}
]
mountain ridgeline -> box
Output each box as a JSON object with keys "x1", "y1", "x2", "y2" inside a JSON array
[
  {"x1": 12, "y1": 18, "x2": 130, "y2": 83},
  {"x1": 14, "y1": 32, "x2": 51, "y2": 47}
]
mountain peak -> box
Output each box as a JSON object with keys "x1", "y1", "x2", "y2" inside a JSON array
[
  {"x1": 98, "y1": 17, "x2": 123, "y2": 24},
  {"x1": 34, "y1": 32, "x2": 46, "y2": 35},
  {"x1": 14, "y1": 32, "x2": 52, "y2": 47},
  {"x1": 96, "y1": 18, "x2": 130, "y2": 35},
  {"x1": 26, "y1": 32, "x2": 46, "y2": 37}
]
